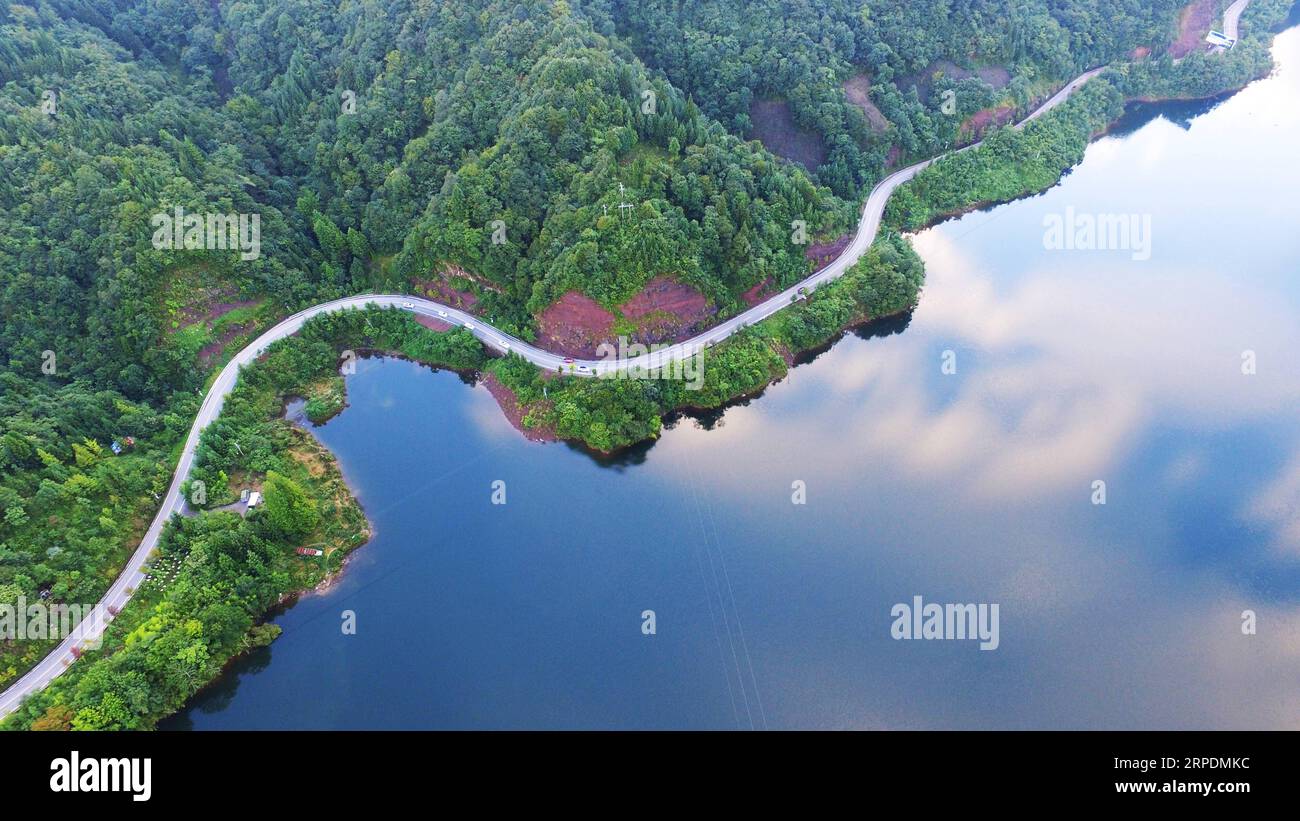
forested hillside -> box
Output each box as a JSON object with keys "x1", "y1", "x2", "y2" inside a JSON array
[
  {"x1": 0, "y1": 0, "x2": 1204, "y2": 404},
  {"x1": 587, "y1": 0, "x2": 1187, "y2": 194},
  {"x1": 1, "y1": 0, "x2": 1288, "y2": 721}
]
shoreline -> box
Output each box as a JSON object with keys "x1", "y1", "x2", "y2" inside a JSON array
[
  {"x1": 517, "y1": 40, "x2": 1284, "y2": 454},
  {"x1": 171, "y1": 20, "x2": 1285, "y2": 710},
  {"x1": 3, "y1": 2, "x2": 1282, "y2": 727}
]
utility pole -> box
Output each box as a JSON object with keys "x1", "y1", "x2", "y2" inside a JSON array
[{"x1": 618, "y1": 183, "x2": 634, "y2": 219}]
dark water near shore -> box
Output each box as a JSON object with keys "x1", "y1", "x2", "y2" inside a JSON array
[{"x1": 164, "y1": 26, "x2": 1300, "y2": 730}]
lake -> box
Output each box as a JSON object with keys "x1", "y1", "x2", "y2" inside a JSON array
[{"x1": 164, "y1": 22, "x2": 1300, "y2": 730}]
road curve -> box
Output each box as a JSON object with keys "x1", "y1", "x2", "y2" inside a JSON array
[
  {"x1": 0, "y1": 1, "x2": 1251, "y2": 718},
  {"x1": 1225, "y1": 0, "x2": 1250, "y2": 41}
]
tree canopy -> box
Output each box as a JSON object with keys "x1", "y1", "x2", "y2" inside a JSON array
[{"x1": 1, "y1": 0, "x2": 1289, "y2": 728}]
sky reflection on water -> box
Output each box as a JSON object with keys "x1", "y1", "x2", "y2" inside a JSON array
[{"x1": 165, "y1": 26, "x2": 1300, "y2": 730}]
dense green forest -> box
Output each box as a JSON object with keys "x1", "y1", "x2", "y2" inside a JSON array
[
  {"x1": 1, "y1": 0, "x2": 1291, "y2": 726},
  {"x1": 0, "y1": 231, "x2": 922, "y2": 727},
  {"x1": 1109, "y1": 0, "x2": 1294, "y2": 99},
  {"x1": 493, "y1": 231, "x2": 927, "y2": 451},
  {"x1": 3, "y1": 323, "x2": 375, "y2": 729},
  {"x1": 0, "y1": 0, "x2": 1267, "y2": 409},
  {"x1": 885, "y1": 77, "x2": 1127, "y2": 230},
  {"x1": 583, "y1": 0, "x2": 1188, "y2": 194}
]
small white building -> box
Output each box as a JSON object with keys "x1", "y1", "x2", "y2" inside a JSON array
[
  {"x1": 246, "y1": 491, "x2": 262, "y2": 508},
  {"x1": 1206, "y1": 31, "x2": 1236, "y2": 50}
]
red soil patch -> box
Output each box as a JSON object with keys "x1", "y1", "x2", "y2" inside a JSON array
[
  {"x1": 197, "y1": 321, "x2": 255, "y2": 368},
  {"x1": 446, "y1": 263, "x2": 504, "y2": 294},
  {"x1": 535, "y1": 291, "x2": 616, "y2": 358},
  {"x1": 411, "y1": 263, "x2": 499, "y2": 313},
  {"x1": 973, "y1": 65, "x2": 1012, "y2": 89},
  {"x1": 536, "y1": 278, "x2": 715, "y2": 356},
  {"x1": 180, "y1": 296, "x2": 263, "y2": 369},
  {"x1": 481, "y1": 373, "x2": 557, "y2": 443},
  {"x1": 897, "y1": 61, "x2": 1010, "y2": 103},
  {"x1": 742, "y1": 278, "x2": 777, "y2": 307},
  {"x1": 749, "y1": 98, "x2": 828, "y2": 170},
  {"x1": 959, "y1": 103, "x2": 1016, "y2": 142},
  {"x1": 806, "y1": 235, "x2": 851, "y2": 267},
  {"x1": 411, "y1": 276, "x2": 480, "y2": 312},
  {"x1": 842, "y1": 73, "x2": 890, "y2": 132},
  {"x1": 197, "y1": 298, "x2": 257, "y2": 325},
  {"x1": 414, "y1": 314, "x2": 453, "y2": 332},
  {"x1": 774, "y1": 342, "x2": 797, "y2": 367},
  {"x1": 1131, "y1": 45, "x2": 1153, "y2": 60},
  {"x1": 168, "y1": 281, "x2": 256, "y2": 330},
  {"x1": 620, "y1": 276, "x2": 714, "y2": 343},
  {"x1": 1170, "y1": 0, "x2": 1218, "y2": 58}
]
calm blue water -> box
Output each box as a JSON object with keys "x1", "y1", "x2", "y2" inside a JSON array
[{"x1": 165, "y1": 25, "x2": 1300, "y2": 730}]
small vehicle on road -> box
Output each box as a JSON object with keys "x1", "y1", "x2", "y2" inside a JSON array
[
  {"x1": 437, "y1": 309, "x2": 448, "y2": 318},
  {"x1": 402, "y1": 301, "x2": 414, "y2": 309},
  {"x1": 464, "y1": 322, "x2": 475, "y2": 330}
]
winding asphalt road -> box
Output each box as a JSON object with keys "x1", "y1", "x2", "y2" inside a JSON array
[
  {"x1": 0, "y1": 1, "x2": 1253, "y2": 719},
  {"x1": 1226, "y1": 0, "x2": 1250, "y2": 42}
]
